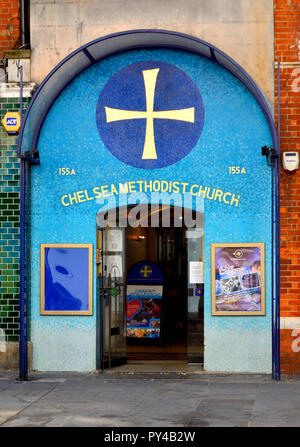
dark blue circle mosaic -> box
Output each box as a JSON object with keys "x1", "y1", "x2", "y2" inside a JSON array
[{"x1": 96, "y1": 60, "x2": 205, "y2": 169}]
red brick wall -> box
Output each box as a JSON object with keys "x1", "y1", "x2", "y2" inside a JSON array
[
  {"x1": 0, "y1": 1, "x2": 20, "y2": 59},
  {"x1": 280, "y1": 330, "x2": 300, "y2": 374},
  {"x1": 274, "y1": 0, "x2": 300, "y2": 374}
]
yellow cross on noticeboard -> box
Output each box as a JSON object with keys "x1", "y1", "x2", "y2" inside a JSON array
[
  {"x1": 105, "y1": 68, "x2": 195, "y2": 160},
  {"x1": 140, "y1": 265, "x2": 152, "y2": 278}
]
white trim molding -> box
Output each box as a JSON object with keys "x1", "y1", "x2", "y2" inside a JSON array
[
  {"x1": 280, "y1": 317, "x2": 300, "y2": 330},
  {"x1": 274, "y1": 61, "x2": 300, "y2": 68},
  {"x1": 0, "y1": 82, "x2": 36, "y2": 98}
]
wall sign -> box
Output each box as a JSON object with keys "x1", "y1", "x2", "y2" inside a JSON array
[
  {"x1": 105, "y1": 229, "x2": 123, "y2": 252},
  {"x1": 40, "y1": 244, "x2": 93, "y2": 315},
  {"x1": 211, "y1": 243, "x2": 265, "y2": 316},
  {"x1": 189, "y1": 261, "x2": 204, "y2": 284},
  {"x1": 1, "y1": 111, "x2": 21, "y2": 134}
]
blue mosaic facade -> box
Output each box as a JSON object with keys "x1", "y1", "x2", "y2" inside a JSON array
[{"x1": 30, "y1": 49, "x2": 274, "y2": 372}]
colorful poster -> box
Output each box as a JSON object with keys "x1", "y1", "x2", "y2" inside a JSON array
[
  {"x1": 211, "y1": 243, "x2": 265, "y2": 315},
  {"x1": 126, "y1": 285, "x2": 163, "y2": 338}
]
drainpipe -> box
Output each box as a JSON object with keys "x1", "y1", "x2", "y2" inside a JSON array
[
  {"x1": 276, "y1": 61, "x2": 281, "y2": 380},
  {"x1": 265, "y1": 63, "x2": 281, "y2": 381},
  {"x1": 18, "y1": 65, "x2": 28, "y2": 381},
  {"x1": 19, "y1": 0, "x2": 30, "y2": 49},
  {"x1": 272, "y1": 153, "x2": 275, "y2": 379},
  {"x1": 18, "y1": 0, "x2": 32, "y2": 380}
]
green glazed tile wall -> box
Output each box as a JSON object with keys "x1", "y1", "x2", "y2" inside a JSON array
[{"x1": 0, "y1": 97, "x2": 29, "y2": 342}]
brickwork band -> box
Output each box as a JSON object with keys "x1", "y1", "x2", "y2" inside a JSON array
[
  {"x1": 275, "y1": 0, "x2": 300, "y2": 374},
  {"x1": 0, "y1": 1, "x2": 20, "y2": 60}
]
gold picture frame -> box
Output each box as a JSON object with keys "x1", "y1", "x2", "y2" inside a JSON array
[
  {"x1": 40, "y1": 243, "x2": 93, "y2": 315},
  {"x1": 211, "y1": 243, "x2": 265, "y2": 316}
]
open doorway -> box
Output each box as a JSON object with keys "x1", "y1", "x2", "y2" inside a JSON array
[
  {"x1": 126, "y1": 224, "x2": 188, "y2": 361},
  {"x1": 97, "y1": 205, "x2": 204, "y2": 370}
]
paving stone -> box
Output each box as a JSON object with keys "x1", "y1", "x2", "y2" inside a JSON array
[{"x1": 0, "y1": 372, "x2": 300, "y2": 427}]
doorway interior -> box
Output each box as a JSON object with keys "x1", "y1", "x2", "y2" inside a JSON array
[{"x1": 97, "y1": 205, "x2": 204, "y2": 371}]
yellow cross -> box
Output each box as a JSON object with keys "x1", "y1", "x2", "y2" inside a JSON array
[
  {"x1": 105, "y1": 68, "x2": 195, "y2": 159},
  {"x1": 140, "y1": 265, "x2": 152, "y2": 278}
]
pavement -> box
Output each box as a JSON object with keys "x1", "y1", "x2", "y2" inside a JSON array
[{"x1": 0, "y1": 369, "x2": 300, "y2": 428}]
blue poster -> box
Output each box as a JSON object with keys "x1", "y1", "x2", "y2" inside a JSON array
[{"x1": 43, "y1": 246, "x2": 91, "y2": 313}]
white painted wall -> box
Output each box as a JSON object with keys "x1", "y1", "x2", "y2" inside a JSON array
[{"x1": 30, "y1": 0, "x2": 274, "y2": 102}]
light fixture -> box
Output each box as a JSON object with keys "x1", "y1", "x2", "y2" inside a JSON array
[{"x1": 262, "y1": 146, "x2": 278, "y2": 166}]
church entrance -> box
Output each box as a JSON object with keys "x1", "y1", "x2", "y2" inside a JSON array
[{"x1": 97, "y1": 205, "x2": 204, "y2": 371}]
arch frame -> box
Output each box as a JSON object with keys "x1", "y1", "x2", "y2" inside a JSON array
[{"x1": 17, "y1": 29, "x2": 278, "y2": 156}]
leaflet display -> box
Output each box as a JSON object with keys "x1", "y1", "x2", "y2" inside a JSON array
[{"x1": 126, "y1": 285, "x2": 163, "y2": 338}]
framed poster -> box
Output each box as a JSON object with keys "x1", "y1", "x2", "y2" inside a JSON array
[
  {"x1": 126, "y1": 285, "x2": 163, "y2": 338},
  {"x1": 211, "y1": 243, "x2": 265, "y2": 316},
  {"x1": 40, "y1": 244, "x2": 93, "y2": 315}
]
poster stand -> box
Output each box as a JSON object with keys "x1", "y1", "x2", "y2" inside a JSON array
[{"x1": 126, "y1": 261, "x2": 164, "y2": 341}]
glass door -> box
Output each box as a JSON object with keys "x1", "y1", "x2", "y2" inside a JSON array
[
  {"x1": 98, "y1": 227, "x2": 127, "y2": 370},
  {"x1": 186, "y1": 228, "x2": 204, "y2": 363}
]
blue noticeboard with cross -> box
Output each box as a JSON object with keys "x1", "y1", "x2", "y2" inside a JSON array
[
  {"x1": 127, "y1": 261, "x2": 164, "y2": 285},
  {"x1": 126, "y1": 261, "x2": 164, "y2": 339}
]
